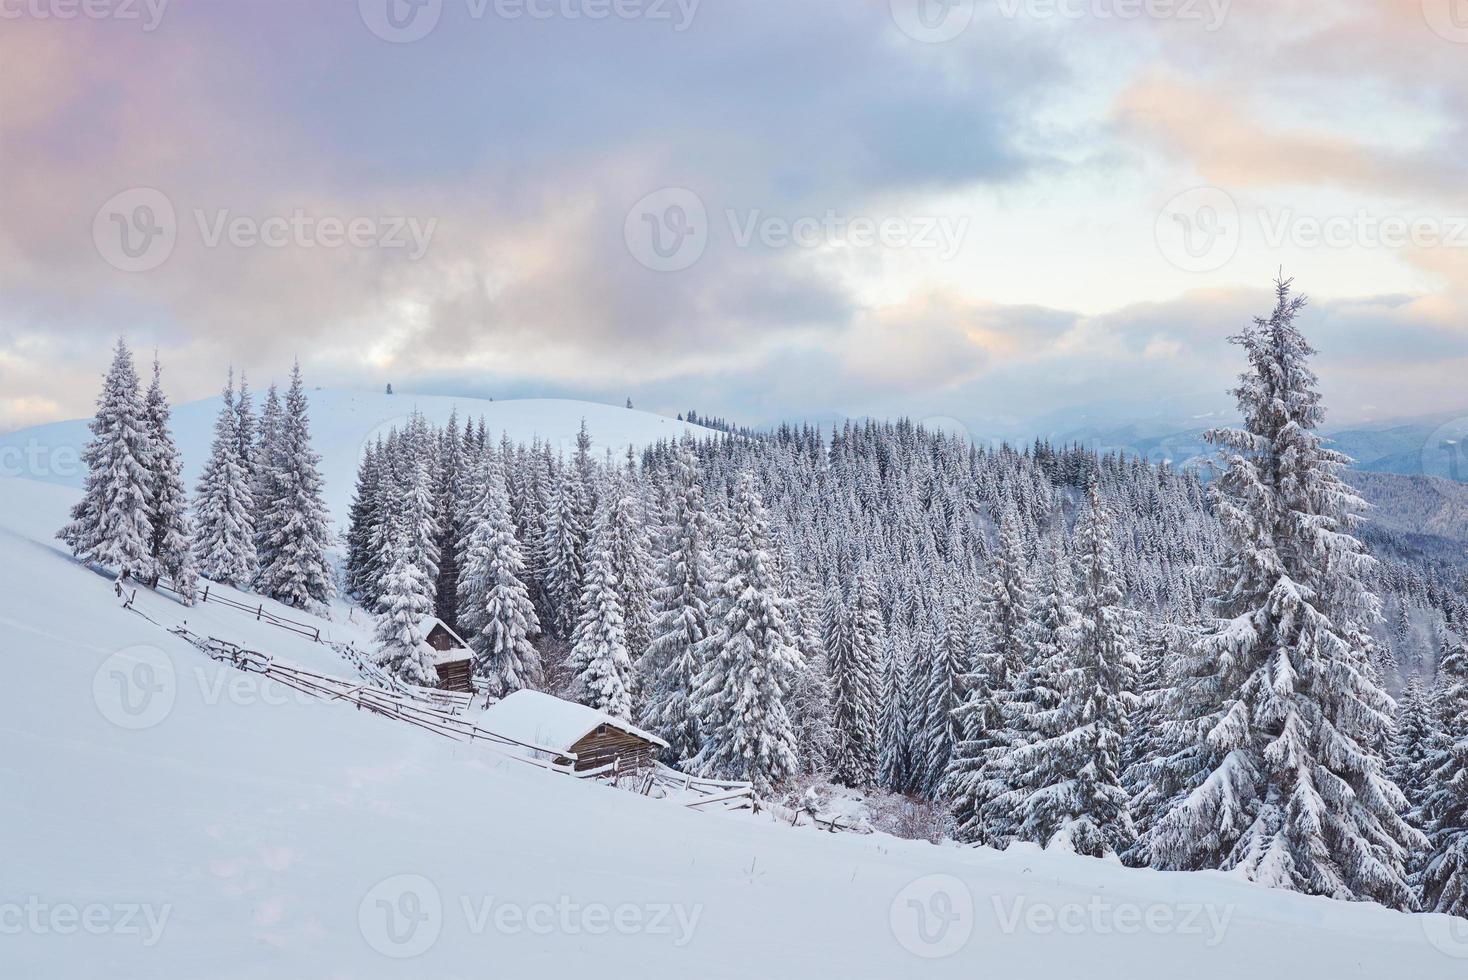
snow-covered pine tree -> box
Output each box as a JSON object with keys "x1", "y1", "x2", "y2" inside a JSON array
[
  {"x1": 374, "y1": 520, "x2": 440, "y2": 687},
  {"x1": 346, "y1": 439, "x2": 386, "y2": 604},
  {"x1": 992, "y1": 483, "x2": 1138, "y2": 858},
  {"x1": 252, "y1": 383, "x2": 282, "y2": 562},
  {"x1": 254, "y1": 362, "x2": 334, "y2": 607},
  {"x1": 1422, "y1": 633, "x2": 1468, "y2": 917},
  {"x1": 192, "y1": 370, "x2": 257, "y2": 586},
  {"x1": 234, "y1": 371, "x2": 257, "y2": 490},
  {"x1": 602, "y1": 484, "x2": 656, "y2": 669},
  {"x1": 946, "y1": 515, "x2": 1032, "y2": 834},
  {"x1": 692, "y1": 473, "x2": 801, "y2": 796},
  {"x1": 540, "y1": 463, "x2": 589, "y2": 639},
  {"x1": 59, "y1": 339, "x2": 158, "y2": 582},
  {"x1": 1141, "y1": 278, "x2": 1422, "y2": 908},
  {"x1": 639, "y1": 436, "x2": 714, "y2": 763},
  {"x1": 1390, "y1": 675, "x2": 1435, "y2": 824},
  {"x1": 141, "y1": 354, "x2": 196, "y2": 597},
  {"x1": 568, "y1": 500, "x2": 634, "y2": 719},
  {"x1": 456, "y1": 460, "x2": 542, "y2": 697},
  {"x1": 433, "y1": 411, "x2": 465, "y2": 629},
  {"x1": 825, "y1": 568, "x2": 882, "y2": 786}
]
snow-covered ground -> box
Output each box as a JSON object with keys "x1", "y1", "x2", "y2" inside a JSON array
[
  {"x1": 0, "y1": 390, "x2": 716, "y2": 523},
  {"x1": 3, "y1": 471, "x2": 1467, "y2": 978}
]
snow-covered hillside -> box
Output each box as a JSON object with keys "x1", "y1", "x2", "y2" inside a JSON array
[
  {"x1": 0, "y1": 390, "x2": 715, "y2": 523},
  {"x1": 3, "y1": 474, "x2": 1466, "y2": 977}
]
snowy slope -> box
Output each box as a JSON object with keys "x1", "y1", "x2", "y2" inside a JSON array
[
  {"x1": 3, "y1": 475, "x2": 1467, "y2": 978},
  {"x1": 0, "y1": 390, "x2": 716, "y2": 523}
]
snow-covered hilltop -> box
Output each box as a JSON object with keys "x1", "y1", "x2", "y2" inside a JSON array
[{"x1": 0, "y1": 389, "x2": 716, "y2": 524}]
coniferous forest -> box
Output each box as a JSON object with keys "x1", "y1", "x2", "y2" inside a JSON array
[{"x1": 60, "y1": 279, "x2": 1468, "y2": 918}]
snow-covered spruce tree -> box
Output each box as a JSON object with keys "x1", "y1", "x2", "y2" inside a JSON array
[
  {"x1": 921, "y1": 595, "x2": 969, "y2": 799},
  {"x1": 433, "y1": 412, "x2": 465, "y2": 629},
  {"x1": 946, "y1": 517, "x2": 1032, "y2": 837},
  {"x1": 1422, "y1": 634, "x2": 1468, "y2": 917},
  {"x1": 988, "y1": 484, "x2": 1138, "y2": 858},
  {"x1": 59, "y1": 339, "x2": 158, "y2": 582},
  {"x1": 345, "y1": 439, "x2": 386, "y2": 604},
  {"x1": 825, "y1": 569, "x2": 882, "y2": 787},
  {"x1": 374, "y1": 520, "x2": 440, "y2": 687},
  {"x1": 1390, "y1": 676, "x2": 1435, "y2": 824},
  {"x1": 254, "y1": 362, "x2": 334, "y2": 607},
  {"x1": 234, "y1": 371, "x2": 257, "y2": 489},
  {"x1": 192, "y1": 370, "x2": 257, "y2": 586},
  {"x1": 954, "y1": 531, "x2": 1069, "y2": 845},
  {"x1": 251, "y1": 384, "x2": 282, "y2": 561},
  {"x1": 876, "y1": 633, "x2": 912, "y2": 792},
  {"x1": 141, "y1": 355, "x2": 196, "y2": 597},
  {"x1": 692, "y1": 473, "x2": 801, "y2": 796},
  {"x1": 639, "y1": 436, "x2": 715, "y2": 762},
  {"x1": 457, "y1": 461, "x2": 542, "y2": 697},
  {"x1": 540, "y1": 463, "x2": 589, "y2": 639},
  {"x1": 568, "y1": 500, "x2": 634, "y2": 719},
  {"x1": 1141, "y1": 278, "x2": 1422, "y2": 908},
  {"x1": 602, "y1": 483, "x2": 656, "y2": 669}
]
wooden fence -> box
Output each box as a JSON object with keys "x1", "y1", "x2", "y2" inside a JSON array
[{"x1": 154, "y1": 578, "x2": 326, "y2": 643}]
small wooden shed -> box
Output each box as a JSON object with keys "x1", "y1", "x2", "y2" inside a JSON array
[
  {"x1": 481, "y1": 690, "x2": 669, "y2": 773},
  {"x1": 418, "y1": 616, "x2": 474, "y2": 694}
]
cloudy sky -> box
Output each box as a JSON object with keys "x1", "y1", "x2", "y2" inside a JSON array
[{"x1": 2, "y1": 0, "x2": 1466, "y2": 435}]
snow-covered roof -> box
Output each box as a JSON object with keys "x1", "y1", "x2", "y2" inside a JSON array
[
  {"x1": 481, "y1": 690, "x2": 669, "y2": 753},
  {"x1": 417, "y1": 616, "x2": 471, "y2": 663}
]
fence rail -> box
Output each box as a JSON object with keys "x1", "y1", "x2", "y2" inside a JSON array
[{"x1": 154, "y1": 577, "x2": 324, "y2": 643}]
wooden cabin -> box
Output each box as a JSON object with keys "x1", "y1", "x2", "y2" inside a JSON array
[
  {"x1": 481, "y1": 690, "x2": 670, "y2": 773},
  {"x1": 418, "y1": 616, "x2": 474, "y2": 694}
]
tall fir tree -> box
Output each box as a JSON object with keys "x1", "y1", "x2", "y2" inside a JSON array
[
  {"x1": 640, "y1": 437, "x2": 714, "y2": 763},
  {"x1": 374, "y1": 520, "x2": 440, "y2": 687},
  {"x1": 984, "y1": 484, "x2": 1138, "y2": 858},
  {"x1": 457, "y1": 461, "x2": 542, "y2": 697},
  {"x1": 825, "y1": 569, "x2": 882, "y2": 787},
  {"x1": 540, "y1": 464, "x2": 589, "y2": 639},
  {"x1": 141, "y1": 354, "x2": 196, "y2": 597},
  {"x1": 568, "y1": 500, "x2": 634, "y2": 719},
  {"x1": 254, "y1": 362, "x2": 334, "y2": 607},
  {"x1": 692, "y1": 474, "x2": 801, "y2": 795},
  {"x1": 1141, "y1": 279, "x2": 1422, "y2": 908},
  {"x1": 192, "y1": 370, "x2": 257, "y2": 586},
  {"x1": 1422, "y1": 634, "x2": 1468, "y2": 917},
  {"x1": 59, "y1": 339, "x2": 158, "y2": 582}
]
